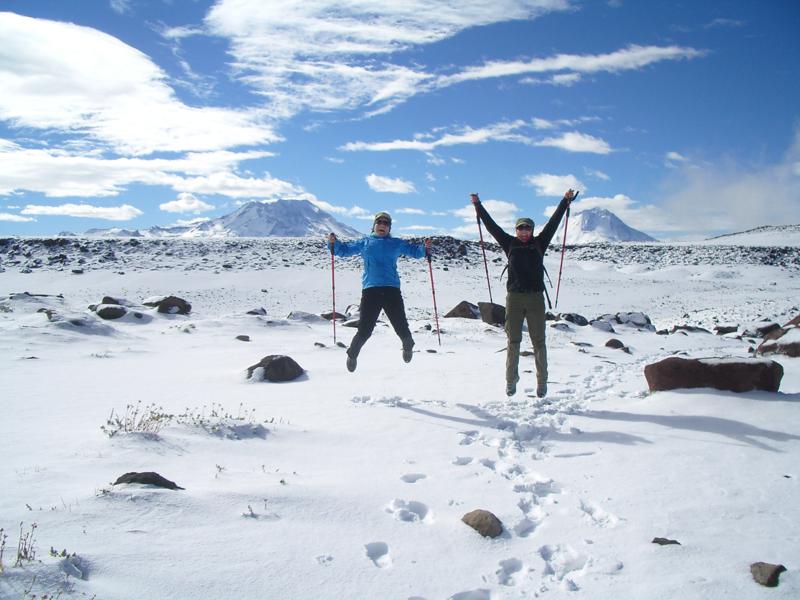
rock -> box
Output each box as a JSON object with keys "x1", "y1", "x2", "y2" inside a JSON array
[
  {"x1": 287, "y1": 311, "x2": 326, "y2": 323},
  {"x1": 560, "y1": 313, "x2": 588, "y2": 326},
  {"x1": 713, "y1": 324, "x2": 738, "y2": 335},
  {"x1": 236, "y1": 335, "x2": 251, "y2": 342},
  {"x1": 758, "y1": 327, "x2": 800, "y2": 358},
  {"x1": 95, "y1": 304, "x2": 127, "y2": 320},
  {"x1": 71, "y1": 269, "x2": 84, "y2": 274},
  {"x1": 113, "y1": 472, "x2": 184, "y2": 490},
  {"x1": 444, "y1": 300, "x2": 479, "y2": 319},
  {"x1": 590, "y1": 319, "x2": 616, "y2": 333},
  {"x1": 550, "y1": 322, "x2": 571, "y2": 331},
  {"x1": 652, "y1": 537, "x2": 681, "y2": 546},
  {"x1": 247, "y1": 307, "x2": 267, "y2": 316},
  {"x1": 321, "y1": 311, "x2": 347, "y2": 321},
  {"x1": 101, "y1": 296, "x2": 124, "y2": 305},
  {"x1": 461, "y1": 509, "x2": 503, "y2": 538},
  {"x1": 477, "y1": 302, "x2": 505, "y2": 325},
  {"x1": 785, "y1": 314, "x2": 800, "y2": 327},
  {"x1": 644, "y1": 357, "x2": 783, "y2": 393},
  {"x1": 742, "y1": 320, "x2": 781, "y2": 338},
  {"x1": 750, "y1": 562, "x2": 786, "y2": 587},
  {"x1": 669, "y1": 324, "x2": 711, "y2": 334},
  {"x1": 605, "y1": 338, "x2": 626, "y2": 350},
  {"x1": 247, "y1": 355, "x2": 305, "y2": 382},
  {"x1": 143, "y1": 295, "x2": 191, "y2": 315}
]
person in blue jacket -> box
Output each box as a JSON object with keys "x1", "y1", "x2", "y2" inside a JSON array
[{"x1": 328, "y1": 211, "x2": 432, "y2": 372}]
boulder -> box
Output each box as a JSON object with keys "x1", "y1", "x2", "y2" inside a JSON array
[
  {"x1": 247, "y1": 307, "x2": 267, "y2": 316},
  {"x1": 758, "y1": 327, "x2": 800, "y2": 358},
  {"x1": 236, "y1": 335, "x2": 251, "y2": 342},
  {"x1": 560, "y1": 313, "x2": 588, "y2": 326},
  {"x1": 750, "y1": 562, "x2": 786, "y2": 587},
  {"x1": 321, "y1": 311, "x2": 347, "y2": 321},
  {"x1": 784, "y1": 314, "x2": 800, "y2": 327},
  {"x1": 247, "y1": 355, "x2": 305, "y2": 382},
  {"x1": 95, "y1": 304, "x2": 127, "y2": 320},
  {"x1": 477, "y1": 302, "x2": 505, "y2": 325},
  {"x1": 605, "y1": 338, "x2": 626, "y2": 350},
  {"x1": 143, "y1": 295, "x2": 191, "y2": 315},
  {"x1": 445, "y1": 300, "x2": 479, "y2": 319},
  {"x1": 669, "y1": 325, "x2": 711, "y2": 334},
  {"x1": 113, "y1": 471, "x2": 184, "y2": 490},
  {"x1": 462, "y1": 509, "x2": 503, "y2": 538},
  {"x1": 644, "y1": 357, "x2": 783, "y2": 393}
]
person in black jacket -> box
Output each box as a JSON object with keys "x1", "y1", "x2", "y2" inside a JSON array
[{"x1": 471, "y1": 190, "x2": 576, "y2": 397}]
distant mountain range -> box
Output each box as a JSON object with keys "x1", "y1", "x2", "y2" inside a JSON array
[
  {"x1": 84, "y1": 199, "x2": 362, "y2": 238},
  {"x1": 552, "y1": 208, "x2": 658, "y2": 244},
  {"x1": 704, "y1": 224, "x2": 800, "y2": 246}
]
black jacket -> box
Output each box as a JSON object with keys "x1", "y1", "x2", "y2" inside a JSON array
[{"x1": 475, "y1": 196, "x2": 571, "y2": 293}]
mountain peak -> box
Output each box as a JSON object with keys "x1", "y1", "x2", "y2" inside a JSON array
[{"x1": 553, "y1": 207, "x2": 657, "y2": 244}]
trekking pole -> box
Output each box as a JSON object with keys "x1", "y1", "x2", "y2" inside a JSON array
[
  {"x1": 329, "y1": 236, "x2": 337, "y2": 345},
  {"x1": 427, "y1": 250, "x2": 442, "y2": 346},
  {"x1": 554, "y1": 191, "x2": 578, "y2": 309},
  {"x1": 472, "y1": 193, "x2": 493, "y2": 304}
]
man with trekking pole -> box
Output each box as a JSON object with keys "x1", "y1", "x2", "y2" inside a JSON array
[
  {"x1": 471, "y1": 189, "x2": 577, "y2": 397},
  {"x1": 328, "y1": 211, "x2": 432, "y2": 373}
]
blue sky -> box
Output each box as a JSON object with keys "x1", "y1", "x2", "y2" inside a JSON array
[{"x1": 1, "y1": 1, "x2": 798, "y2": 239}]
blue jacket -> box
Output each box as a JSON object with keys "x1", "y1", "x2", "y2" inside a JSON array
[{"x1": 332, "y1": 235, "x2": 427, "y2": 289}]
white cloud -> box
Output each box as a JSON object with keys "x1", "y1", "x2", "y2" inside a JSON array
[
  {"x1": 535, "y1": 131, "x2": 612, "y2": 154},
  {"x1": 437, "y1": 44, "x2": 704, "y2": 88},
  {"x1": 366, "y1": 174, "x2": 417, "y2": 194},
  {"x1": 159, "y1": 192, "x2": 215, "y2": 214},
  {"x1": 21, "y1": 203, "x2": 143, "y2": 221},
  {"x1": 171, "y1": 171, "x2": 311, "y2": 200},
  {"x1": 524, "y1": 173, "x2": 585, "y2": 196},
  {"x1": 0, "y1": 212, "x2": 35, "y2": 222},
  {"x1": 0, "y1": 13, "x2": 279, "y2": 155},
  {"x1": 586, "y1": 168, "x2": 610, "y2": 181},
  {"x1": 396, "y1": 208, "x2": 426, "y2": 215},
  {"x1": 665, "y1": 151, "x2": 689, "y2": 164},
  {"x1": 204, "y1": 0, "x2": 572, "y2": 118},
  {"x1": 453, "y1": 199, "x2": 520, "y2": 230},
  {"x1": 705, "y1": 18, "x2": 745, "y2": 29},
  {"x1": 0, "y1": 145, "x2": 276, "y2": 198},
  {"x1": 109, "y1": 0, "x2": 133, "y2": 15}
]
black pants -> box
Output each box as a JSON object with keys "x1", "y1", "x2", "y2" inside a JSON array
[{"x1": 357, "y1": 286, "x2": 412, "y2": 341}]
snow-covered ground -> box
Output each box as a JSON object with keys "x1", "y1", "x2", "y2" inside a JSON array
[{"x1": 1, "y1": 238, "x2": 799, "y2": 599}]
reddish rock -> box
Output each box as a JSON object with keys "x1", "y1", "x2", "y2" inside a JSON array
[{"x1": 644, "y1": 357, "x2": 783, "y2": 393}]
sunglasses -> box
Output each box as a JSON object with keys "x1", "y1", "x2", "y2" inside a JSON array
[
  {"x1": 516, "y1": 224, "x2": 532, "y2": 231},
  {"x1": 375, "y1": 219, "x2": 391, "y2": 226}
]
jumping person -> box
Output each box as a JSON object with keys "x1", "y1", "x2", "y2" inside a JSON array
[
  {"x1": 471, "y1": 190, "x2": 576, "y2": 397},
  {"x1": 328, "y1": 212, "x2": 432, "y2": 372}
]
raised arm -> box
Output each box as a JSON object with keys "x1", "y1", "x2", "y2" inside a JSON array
[
  {"x1": 330, "y1": 235, "x2": 366, "y2": 257},
  {"x1": 471, "y1": 193, "x2": 513, "y2": 247},
  {"x1": 537, "y1": 189, "x2": 576, "y2": 248}
]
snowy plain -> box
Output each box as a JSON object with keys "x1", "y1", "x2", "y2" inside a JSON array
[{"x1": 1, "y1": 236, "x2": 799, "y2": 599}]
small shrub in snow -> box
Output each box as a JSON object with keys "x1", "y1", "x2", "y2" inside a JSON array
[
  {"x1": 14, "y1": 522, "x2": 37, "y2": 567},
  {"x1": 100, "y1": 401, "x2": 173, "y2": 438},
  {"x1": 176, "y1": 402, "x2": 270, "y2": 440}
]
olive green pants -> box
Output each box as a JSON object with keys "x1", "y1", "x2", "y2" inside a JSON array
[{"x1": 505, "y1": 291, "x2": 547, "y2": 386}]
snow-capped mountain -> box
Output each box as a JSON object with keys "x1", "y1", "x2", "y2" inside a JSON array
[
  {"x1": 185, "y1": 199, "x2": 361, "y2": 238},
  {"x1": 84, "y1": 199, "x2": 362, "y2": 238},
  {"x1": 552, "y1": 208, "x2": 657, "y2": 244}
]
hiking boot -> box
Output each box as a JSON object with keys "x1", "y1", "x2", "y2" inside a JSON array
[
  {"x1": 536, "y1": 382, "x2": 547, "y2": 398},
  {"x1": 346, "y1": 333, "x2": 366, "y2": 372},
  {"x1": 506, "y1": 380, "x2": 517, "y2": 397},
  {"x1": 346, "y1": 354, "x2": 357, "y2": 372},
  {"x1": 401, "y1": 337, "x2": 414, "y2": 363}
]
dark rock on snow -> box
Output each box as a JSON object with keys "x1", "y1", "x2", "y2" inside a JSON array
[
  {"x1": 113, "y1": 471, "x2": 184, "y2": 490},
  {"x1": 644, "y1": 357, "x2": 783, "y2": 393},
  {"x1": 445, "y1": 300, "x2": 479, "y2": 319},
  {"x1": 236, "y1": 335, "x2": 251, "y2": 342},
  {"x1": 652, "y1": 537, "x2": 681, "y2": 546},
  {"x1": 462, "y1": 509, "x2": 504, "y2": 538},
  {"x1": 758, "y1": 328, "x2": 800, "y2": 358},
  {"x1": 750, "y1": 562, "x2": 786, "y2": 587},
  {"x1": 95, "y1": 304, "x2": 127, "y2": 320},
  {"x1": 143, "y1": 295, "x2": 191, "y2": 314},
  {"x1": 477, "y1": 302, "x2": 505, "y2": 325},
  {"x1": 247, "y1": 355, "x2": 305, "y2": 382},
  {"x1": 605, "y1": 338, "x2": 626, "y2": 350}
]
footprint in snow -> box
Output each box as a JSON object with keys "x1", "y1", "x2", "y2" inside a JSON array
[
  {"x1": 385, "y1": 498, "x2": 430, "y2": 523},
  {"x1": 400, "y1": 473, "x2": 427, "y2": 483},
  {"x1": 452, "y1": 456, "x2": 473, "y2": 466},
  {"x1": 579, "y1": 499, "x2": 619, "y2": 528},
  {"x1": 448, "y1": 590, "x2": 491, "y2": 600},
  {"x1": 495, "y1": 557, "x2": 525, "y2": 586},
  {"x1": 539, "y1": 543, "x2": 589, "y2": 587},
  {"x1": 459, "y1": 430, "x2": 480, "y2": 445},
  {"x1": 364, "y1": 542, "x2": 391, "y2": 568}
]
